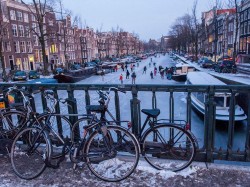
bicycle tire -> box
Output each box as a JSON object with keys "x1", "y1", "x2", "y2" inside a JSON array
[
  {"x1": 142, "y1": 123, "x2": 196, "y2": 172},
  {"x1": 11, "y1": 127, "x2": 52, "y2": 179},
  {"x1": 85, "y1": 125, "x2": 140, "y2": 182},
  {"x1": 71, "y1": 117, "x2": 94, "y2": 144},
  {"x1": 33, "y1": 113, "x2": 72, "y2": 159},
  {"x1": 0, "y1": 110, "x2": 27, "y2": 138}
]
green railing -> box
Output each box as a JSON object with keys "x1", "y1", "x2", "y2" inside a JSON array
[{"x1": 1, "y1": 83, "x2": 250, "y2": 163}]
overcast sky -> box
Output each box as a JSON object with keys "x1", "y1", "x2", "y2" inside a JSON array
[{"x1": 61, "y1": 0, "x2": 216, "y2": 41}]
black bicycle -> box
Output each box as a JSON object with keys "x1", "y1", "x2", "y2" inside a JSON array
[
  {"x1": 88, "y1": 89, "x2": 197, "y2": 172},
  {"x1": 11, "y1": 87, "x2": 140, "y2": 182}
]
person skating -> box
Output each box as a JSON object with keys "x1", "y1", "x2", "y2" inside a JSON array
[
  {"x1": 154, "y1": 67, "x2": 157, "y2": 76},
  {"x1": 143, "y1": 66, "x2": 147, "y2": 74},
  {"x1": 126, "y1": 70, "x2": 130, "y2": 79},
  {"x1": 150, "y1": 71, "x2": 153, "y2": 79},
  {"x1": 119, "y1": 74, "x2": 123, "y2": 84},
  {"x1": 100, "y1": 70, "x2": 105, "y2": 81},
  {"x1": 131, "y1": 71, "x2": 136, "y2": 84}
]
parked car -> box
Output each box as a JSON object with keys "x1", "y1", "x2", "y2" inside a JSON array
[
  {"x1": 28, "y1": 70, "x2": 40, "y2": 79},
  {"x1": 13, "y1": 71, "x2": 27, "y2": 81},
  {"x1": 214, "y1": 60, "x2": 236, "y2": 73},
  {"x1": 200, "y1": 59, "x2": 214, "y2": 68}
]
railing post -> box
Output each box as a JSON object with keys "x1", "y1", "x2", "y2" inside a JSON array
[
  {"x1": 67, "y1": 86, "x2": 78, "y2": 125},
  {"x1": 245, "y1": 93, "x2": 250, "y2": 161},
  {"x1": 186, "y1": 91, "x2": 192, "y2": 129},
  {"x1": 40, "y1": 89, "x2": 47, "y2": 112},
  {"x1": 227, "y1": 91, "x2": 236, "y2": 159},
  {"x1": 27, "y1": 87, "x2": 36, "y2": 112},
  {"x1": 169, "y1": 90, "x2": 174, "y2": 123},
  {"x1": 205, "y1": 86, "x2": 215, "y2": 162},
  {"x1": 152, "y1": 90, "x2": 157, "y2": 109},
  {"x1": 53, "y1": 87, "x2": 63, "y2": 136},
  {"x1": 130, "y1": 86, "x2": 141, "y2": 136},
  {"x1": 114, "y1": 90, "x2": 121, "y2": 125},
  {"x1": 85, "y1": 89, "x2": 91, "y2": 115}
]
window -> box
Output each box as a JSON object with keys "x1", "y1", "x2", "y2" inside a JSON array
[
  {"x1": 33, "y1": 35, "x2": 38, "y2": 46},
  {"x1": 4, "y1": 41, "x2": 11, "y2": 52},
  {"x1": 32, "y1": 23, "x2": 37, "y2": 32},
  {"x1": 10, "y1": 10, "x2": 16, "y2": 20},
  {"x1": 228, "y1": 35, "x2": 233, "y2": 45},
  {"x1": 31, "y1": 14, "x2": 36, "y2": 21},
  {"x1": 17, "y1": 11, "x2": 23, "y2": 21},
  {"x1": 14, "y1": 41, "x2": 20, "y2": 53},
  {"x1": 25, "y1": 26, "x2": 30, "y2": 37},
  {"x1": 20, "y1": 41, "x2": 26, "y2": 53},
  {"x1": 3, "y1": 28, "x2": 8, "y2": 37},
  {"x1": 27, "y1": 41, "x2": 32, "y2": 53},
  {"x1": 18, "y1": 25, "x2": 24, "y2": 37},
  {"x1": 245, "y1": 22, "x2": 248, "y2": 35},
  {"x1": 24, "y1": 13, "x2": 29, "y2": 22},
  {"x1": 12, "y1": 24, "x2": 18, "y2": 36}
]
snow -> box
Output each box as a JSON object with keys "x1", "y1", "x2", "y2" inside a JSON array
[{"x1": 187, "y1": 72, "x2": 226, "y2": 85}]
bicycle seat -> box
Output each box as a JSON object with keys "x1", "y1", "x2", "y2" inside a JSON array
[
  {"x1": 86, "y1": 105, "x2": 105, "y2": 113},
  {"x1": 141, "y1": 109, "x2": 160, "y2": 118}
]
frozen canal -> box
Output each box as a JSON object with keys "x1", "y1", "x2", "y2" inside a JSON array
[{"x1": 33, "y1": 54, "x2": 248, "y2": 152}]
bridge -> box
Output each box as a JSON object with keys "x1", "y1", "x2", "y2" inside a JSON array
[{"x1": 1, "y1": 83, "x2": 250, "y2": 163}]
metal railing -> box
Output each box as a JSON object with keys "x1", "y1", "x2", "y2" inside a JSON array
[{"x1": 1, "y1": 83, "x2": 250, "y2": 163}]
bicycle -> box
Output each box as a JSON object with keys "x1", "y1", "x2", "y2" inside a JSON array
[
  {"x1": 11, "y1": 87, "x2": 140, "y2": 182},
  {"x1": 89, "y1": 88, "x2": 197, "y2": 172}
]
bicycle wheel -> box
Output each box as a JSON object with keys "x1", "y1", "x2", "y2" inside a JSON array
[
  {"x1": 11, "y1": 127, "x2": 51, "y2": 179},
  {"x1": 142, "y1": 124, "x2": 196, "y2": 172},
  {"x1": 0, "y1": 111, "x2": 27, "y2": 138},
  {"x1": 85, "y1": 125, "x2": 139, "y2": 182},
  {"x1": 34, "y1": 114, "x2": 72, "y2": 159},
  {"x1": 71, "y1": 117, "x2": 94, "y2": 144}
]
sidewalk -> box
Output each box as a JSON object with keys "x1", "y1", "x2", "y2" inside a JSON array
[{"x1": 0, "y1": 155, "x2": 249, "y2": 187}]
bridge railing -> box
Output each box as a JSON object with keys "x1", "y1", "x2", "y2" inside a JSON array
[{"x1": 0, "y1": 83, "x2": 250, "y2": 163}]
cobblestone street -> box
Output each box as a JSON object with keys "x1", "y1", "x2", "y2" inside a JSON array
[{"x1": 0, "y1": 155, "x2": 249, "y2": 187}]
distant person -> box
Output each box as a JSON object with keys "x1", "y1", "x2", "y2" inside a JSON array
[
  {"x1": 154, "y1": 68, "x2": 157, "y2": 76},
  {"x1": 160, "y1": 69, "x2": 164, "y2": 79},
  {"x1": 126, "y1": 70, "x2": 130, "y2": 79},
  {"x1": 121, "y1": 64, "x2": 124, "y2": 71},
  {"x1": 153, "y1": 62, "x2": 156, "y2": 67},
  {"x1": 125, "y1": 64, "x2": 128, "y2": 70},
  {"x1": 143, "y1": 66, "x2": 147, "y2": 74},
  {"x1": 100, "y1": 70, "x2": 105, "y2": 81},
  {"x1": 137, "y1": 62, "x2": 139, "y2": 67},
  {"x1": 150, "y1": 71, "x2": 153, "y2": 79},
  {"x1": 131, "y1": 71, "x2": 136, "y2": 84},
  {"x1": 130, "y1": 64, "x2": 133, "y2": 71},
  {"x1": 119, "y1": 74, "x2": 123, "y2": 84}
]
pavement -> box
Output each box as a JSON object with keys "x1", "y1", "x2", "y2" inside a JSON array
[{"x1": 0, "y1": 155, "x2": 249, "y2": 187}]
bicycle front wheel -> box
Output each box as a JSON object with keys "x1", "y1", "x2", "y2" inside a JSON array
[
  {"x1": 142, "y1": 124, "x2": 196, "y2": 172},
  {"x1": 11, "y1": 127, "x2": 51, "y2": 179},
  {"x1": 85, "y1": 125, "x2": 139, "y2": 182}
]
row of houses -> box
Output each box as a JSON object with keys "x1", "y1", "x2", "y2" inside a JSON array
[
  {"x1": 198, "y1": 0, "x2": 250, "y2": 59},
  {"x1": 0, "y1": 0, "x2": 143, "y2": 72}
]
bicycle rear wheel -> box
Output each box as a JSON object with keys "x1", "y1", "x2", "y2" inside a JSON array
[
  {"x1": 85, "y1": 125, "x2": 139, "y2": 182},
  {"x1": 11, "y1": 127, "x2": 51, "y2": 179},
  {"x1": 142, "y1": 124, "x2": 196, "y2": 172},
  {"x1": 0, "y1": 111, "x2": 27, "y2": 138},
  {"x1": 34, "y1": 114, "x2": 72, "y2": 159}
]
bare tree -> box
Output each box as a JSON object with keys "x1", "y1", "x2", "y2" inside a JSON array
[
  {"x1": 228, "y1": 0, "x2": 240, "y2": 61},
  {"x1": 192, "y1": 0, "x2": 199, "y2": 61},
  {"x1": 21, "y1": 0, "x2": 56, "y2": 75}
]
